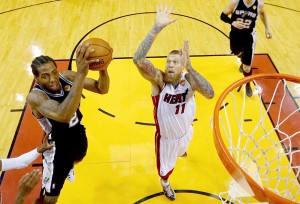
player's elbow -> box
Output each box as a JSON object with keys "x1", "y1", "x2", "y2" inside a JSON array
[
  {"x1": 133, "y1": 54, "x2": 144, "y2": 66},
  {"x1": 206, "y1": 89, "x2": 215, "y2": 99},
  {"x1": 58, "y1": 114, "x2": 73, "y2": 123},
  {"x1": 132, "y1": 55, "x2": 139, "y2": 65},
  {"x1": 220, "y1": 12, "x2": 232, "y2": 24},
  {"x1": 98, "y1": 88, "x2": 109, "y2": 95}
]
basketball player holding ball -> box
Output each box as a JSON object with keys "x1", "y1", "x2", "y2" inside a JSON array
[
  {"x1": 133, "y1": 4, "x2": 214, "y2": 201},
  {"x1": 26, "y1": 41, "x2": 111, "y2": 203},
  {"x1": 220, "y1": 0, "x2": 272, "y2": 97}
]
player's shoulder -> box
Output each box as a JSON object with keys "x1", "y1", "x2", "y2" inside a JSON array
[
  {"x1": 257, "y1": 0, "x2": 265, "y2": 7},
  {"x1": 26, "y1": 89, "x2": 48, "y2": 107},
  {"x1": 230, "y1": 0, "x2": 240, "y2": 5},
  {"x1": 256, "y1": 0, "x2": 265, "y2": 12}
]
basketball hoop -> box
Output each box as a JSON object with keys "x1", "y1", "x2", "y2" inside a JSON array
[{"x1": 213, "y1": 73, "x2": 300, "y2": 204}]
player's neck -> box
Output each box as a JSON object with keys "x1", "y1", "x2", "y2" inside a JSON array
[
  {"x1": 244, "y1": 0, "x2": 255, "y2": 5},
  {"x1": 171, "y1": 83, "x2": 179, "y2": 89}
]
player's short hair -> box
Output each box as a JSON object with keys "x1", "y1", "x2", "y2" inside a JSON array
[
  {"x1": 31, "y1": 55, "x2": 57, "y2": 77},
  {"x1": 168, "y1": 50, "x2": 185, "y2": 65},
  {"x1": 169, "y1": 50, "x2": 180, "y2": 55}
]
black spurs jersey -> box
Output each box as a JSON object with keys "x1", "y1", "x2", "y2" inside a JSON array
[
  {"x1": 231, "y1": 0, "x2": 259, "y2": 34},
  {"x1": 32, "y1": 73, "x2": 83, "y2": 134}
]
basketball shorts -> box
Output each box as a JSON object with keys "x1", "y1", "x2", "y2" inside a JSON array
[
  {"x1": 156, "y1": 126, "x2": 193, "y2": 178},
  {"x1": 229, "y1": 30, "x2": 257, "y2": 66},
  {"x1": 42, "y1": 124, "x2": 87, "y2": 196}
]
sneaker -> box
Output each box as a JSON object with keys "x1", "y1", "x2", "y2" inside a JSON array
[
  {"x1": 67, "y1": 167, "x2": 75, "y2": 182},
  {"x1": 246, "y1": 83, "x2": 252, "y2": 97},
  {"x1": 180, "y1": 152, "x2": 187, "y2": 158},
  {"x1": 239, "y1": 64, "x2": 243, "y2": 73},
  {"x1": 160, "y1": 179, "x2": 176, "y2": 201}
]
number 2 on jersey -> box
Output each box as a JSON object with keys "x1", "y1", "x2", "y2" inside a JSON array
[
  {"x1": 69, "y1": 112, "x2": 79, "y2": 127},
  {"x1": 236, "y1": 18, "x2": 252, "y2": 29},
  {"x1": 175, "y1": 103, "x2": 186, "y2": 114}
]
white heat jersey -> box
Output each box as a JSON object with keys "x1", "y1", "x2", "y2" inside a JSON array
[{"x1": 152, "y1": 72, "x2": 195, "y2": 139}]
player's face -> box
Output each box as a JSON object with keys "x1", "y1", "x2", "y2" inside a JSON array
[
  {"x1": 35, "y1": 62, "x2": 61, "y2": 93},
  {"x1": 164, "y1": 54, "x2": 184, "y2": 84}
]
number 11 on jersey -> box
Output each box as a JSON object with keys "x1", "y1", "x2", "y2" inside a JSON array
[{"x1": 175, "y1": 103, "x2": 186, "y2": 114}]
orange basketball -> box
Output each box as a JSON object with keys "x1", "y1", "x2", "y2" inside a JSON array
[{"x1": 82, "y1": 38, "x2": 113, "y2": 71}]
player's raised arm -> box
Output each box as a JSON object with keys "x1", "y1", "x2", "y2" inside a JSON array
[
  {"x1": 133, "y1": 3, "x2": 177, "y2": 83},
  {"x1": 182, "y1": 41, "x2": 214, "y2": 99},
  {"x1": 27, "y1": 44, "x2": 97, "y2": 123}
]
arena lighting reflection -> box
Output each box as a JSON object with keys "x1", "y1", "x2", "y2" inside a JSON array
[
  {"x1": 27, "y1": 44, "x2": 43, "y2": 76},
  {"x1": 25, "y1": 64, "x2": 33, "y2": 76},
  {"x1": 14, "y1": 93, "x2": 24, "y2": 102},
  {"x1": 31, "y1": 45, "x2": 43, "y2": 58},
  {"x1": 292, "y1": 84, "x2": 300, "y2": 94}
]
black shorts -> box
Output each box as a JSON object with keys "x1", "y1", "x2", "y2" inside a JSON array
[
  {"x1": 230, "y1": 30, "x2": 257, "y2": 66},
  {"x1": 42, "y1": 124, "x2": 87, "y2": 196}
]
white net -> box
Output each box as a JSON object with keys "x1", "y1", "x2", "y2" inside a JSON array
[{"x1": 214, "y1": 75, "x2": 300, "y2": 203}]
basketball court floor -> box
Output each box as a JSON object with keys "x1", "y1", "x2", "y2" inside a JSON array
[{"x1": 0, "y1": 1, "x2": 300, "y2": 203}]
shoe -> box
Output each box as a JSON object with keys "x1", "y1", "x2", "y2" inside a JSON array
[
  {"x1": 160, "y1": 179, "x2": 176, "y2": 201},
  {"x1": 180, "y1": 152, "x2": 187, "y2": 158},
  {"x1": 239, "y1": 64, "x2": 243, "y2": 73},
  {"x1": 67, "y1": 167, "x2": 75, "y2": 182},
  {"x1": 246, "y1": 83, "x2": 252, "y2": 97}
]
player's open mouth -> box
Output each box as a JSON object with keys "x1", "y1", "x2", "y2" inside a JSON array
[{"x1": 49, "y1": 83, "x2": 59, "y2": 90}]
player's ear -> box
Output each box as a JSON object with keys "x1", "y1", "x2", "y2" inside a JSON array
[{"x1": 34, "y1": 76, "x2": 39, "y2": 83}]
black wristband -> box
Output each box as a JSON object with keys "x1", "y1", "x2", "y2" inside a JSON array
[{"x1": 220, "y1": 12, "x2": 233, "y2": 24}]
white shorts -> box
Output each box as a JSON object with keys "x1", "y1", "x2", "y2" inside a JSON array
[{"x1": 156, "y1": 126, "x2": 193, "y2": 177}]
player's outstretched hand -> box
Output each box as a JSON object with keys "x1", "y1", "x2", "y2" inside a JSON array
[
  {"x1": 265, "y1": 29, "x2": 272, "y2": 39},
  {"x1": 14, "y1": 169, "x2": 41, "y2": 204},
  {"x1": 180, "y1": 40, "x2": 191, "y2": 71},
  {"x1": 155, "y1": 3, "x2": 177, "y2": 28},
  {"x1": 76, "y1": 43, "x2": 99, "y2": 75},
  {"x1": 37, "y1": 132, "x2": 55, "y2": 154}
]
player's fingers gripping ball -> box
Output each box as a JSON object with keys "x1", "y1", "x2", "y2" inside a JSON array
[{"x1": 82, "y1": 38, "x2": 113, "y2": 71}]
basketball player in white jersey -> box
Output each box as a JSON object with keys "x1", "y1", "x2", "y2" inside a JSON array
[
  {"x1": 0, "y1": 133, "x2": 53, "y2": 204},
  {"x1": 221, "y1": 0, "x2": 272, "y2": 96},
  {"x1": 133, "y1": 3, "x2": 214, "y2": 200}
]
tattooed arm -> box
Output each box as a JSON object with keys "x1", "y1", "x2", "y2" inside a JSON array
[
  {"x1": 182, "y1": 41, "x2": 214, "y2": 99},
  {"x1": 132, "y1": 24, "x2": 163, "y2": 83},
  {"x1": 185, "y1": 68, "x2": 214, "y2": 99},
  {"x1": 133, "y1": 3, "x2": 177, "y2": 84}
]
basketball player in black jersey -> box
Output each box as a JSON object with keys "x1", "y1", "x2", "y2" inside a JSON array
[
  {"x1": 220, "y1": 0, "x2": 272, "y2": 97},
  {"x1": 26, "y1": 44, "x2": 111, "y2": 204}
]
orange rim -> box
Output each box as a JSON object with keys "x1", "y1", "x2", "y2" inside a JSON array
[{"x1": 213, "y1": 73, "x2": 300, "y2": 204}]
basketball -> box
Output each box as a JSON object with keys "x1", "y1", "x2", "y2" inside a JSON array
[{"x1": 82, "y1": 38, "x2": 113, "y2": 71}]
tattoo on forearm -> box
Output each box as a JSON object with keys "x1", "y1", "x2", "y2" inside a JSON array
[
  {"x1": 189, "y1": 67, "x2": 214, "y2": 98},
  {"x1": 134, "y1": 24, "x2": 162, "y2": 61},
  {"x1": 133, "y1": 24, "x2": 163, "y2": 78},
  {"x1": 134, "y1": 34, "x2": 155, "y2": 61}
]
